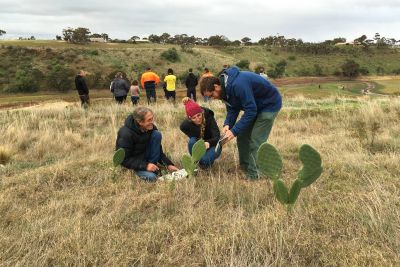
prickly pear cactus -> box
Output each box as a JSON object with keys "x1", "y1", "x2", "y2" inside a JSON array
[
  {"x1": 182, "y1": 154, "x2": 195, "y2": 176},
  {"x1": 256, "y1": 142, "x2": 282, "y2": 180},
  {"x1": 113, "y1": 148, "x2": 125, "y2": 167},
  {"x1": 273, "y1": 179, "x2": 289, "y2": 204},
  {"x1": 192, "y1": 139, "x2": 206, "y2": 162},
  {"x1": 256, "y1": 143, "x2": 323, "y2": 208},
  {"x1": 288, "y1": 179, "x2": 303, "y2": 204},
  {"x1": 181, "y1": 139, "x2": 206, "y2": 177},
  {"x1": 298, "y1": 144, "x2": 323, "y2": 188}
]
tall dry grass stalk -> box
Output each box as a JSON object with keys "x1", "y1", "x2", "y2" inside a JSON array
[{"x1": 0, "y1": 97, "x2": 399, "y2": 266}]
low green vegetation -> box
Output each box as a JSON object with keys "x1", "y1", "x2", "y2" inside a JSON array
[{"x1": 1, "y1": 41, "x2": 400, "y2": 94}]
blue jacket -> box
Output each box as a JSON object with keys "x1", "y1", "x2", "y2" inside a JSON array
[{"x1": 222, "y1": 66, "x2": 282, "y2": 136}]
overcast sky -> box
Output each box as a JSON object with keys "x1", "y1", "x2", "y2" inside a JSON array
[{"x1": 1, "y1": 0, "x2": 399, "y2": 42}]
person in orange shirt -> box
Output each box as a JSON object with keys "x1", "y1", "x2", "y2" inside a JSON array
[{"x1": 141, "y1": 67, "x2": 160, "y2": 104}]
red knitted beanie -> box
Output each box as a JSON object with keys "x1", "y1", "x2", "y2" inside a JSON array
[{"x1": 182, "y1": 97, "x2": 202, "y2": 118}]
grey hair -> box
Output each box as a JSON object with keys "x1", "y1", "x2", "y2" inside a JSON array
[{"x1": 132, "y1": 107, "x2": 153, "y2": 122}]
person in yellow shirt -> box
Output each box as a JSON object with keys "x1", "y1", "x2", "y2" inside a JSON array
[{"x1": 163, "y1": 68, "x2": 177, "y2": 103}]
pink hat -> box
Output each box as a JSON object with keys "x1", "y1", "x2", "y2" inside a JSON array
[{"x1": 182, "y1": 97, "x2": 202, "y2": 118}]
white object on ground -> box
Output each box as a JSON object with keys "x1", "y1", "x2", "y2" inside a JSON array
[{"x1": 158, "y1": 169, "x2": 188, "y2": 181}]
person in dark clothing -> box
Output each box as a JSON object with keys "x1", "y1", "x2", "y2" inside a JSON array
[
  {"x1": 111, "y1": 72, "x2": 130, "y2": 104},
  {"x1": 75, "y1": 70, "x2": 90, "y2": 106},
  {"x1": 185, "y1": 68, "x2": 198, "y2": 101},
  {"x1": 180, "y1": 97, "x2": 221, "y2": 168},
  {"x1": 116, "y1": 107, "x2": 178, "y2": 182},
  {"x1": 200, "y1": 66, "x2": 282, "y2": 179}
]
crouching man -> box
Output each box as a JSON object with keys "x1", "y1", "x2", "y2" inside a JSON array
[{"x1": 116, "y1": 107, "x2": 178, "y2": 182}]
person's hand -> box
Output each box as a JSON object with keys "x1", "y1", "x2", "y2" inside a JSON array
[
  {"x1": 222, "y1": 125, "x2": 230, "y2": 135},
  {"x1": 167, "y1": 165, "x2": 178, "y2": 171},
  {"x1": 146, "y1": 163, "x2": 159, "y2": 172},
  {"x1": 204, "y1": 142, "x2": 210, "y2": 149},
  {"x1": 223, "y1": 130, "x2": 235, "y2": 144}
]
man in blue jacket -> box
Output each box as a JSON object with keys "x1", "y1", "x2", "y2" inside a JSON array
[{"x1": 200, "y1": 66, "x2": 282, "y2": 179}]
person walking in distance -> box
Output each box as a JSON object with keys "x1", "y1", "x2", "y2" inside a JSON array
[
  {"x1": 185, "y1": 68, "x2": 198, "y2": 101},
  {"x1": 130, "y1": 80, "x2": 140, "y2": 105},
  {"x1": 141, "y1": 67, "x2": 160, "y2": 104},
  {"x1": 75, "y1": 70, "x2": 90, "y2": 107},
  {"x1": 163, "y1": 68, "x2": 177, "y2": 103},
  {"x1": 111, "y1": 72, "x2": 129, "y2": 104}
]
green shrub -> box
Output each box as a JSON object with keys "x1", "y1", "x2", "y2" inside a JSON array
[
  {"x1": 341, "y1": 59, "x2": 360, "y2": 78},
  {"x1": 161, "y1": 48, "x2": 180, "y2": 62},
  {"x1": 236, "y1": 59, "x2": 250, "y2": 70},
  {"x1": 313, "y1": 64, "x2": 324, "y2": 76},
  {"x1": 86, "y1": 72, "x2": 104, "y2": 89},
  {"x1": 47, "y1": 64, "x2": 74, "y2": 91},
  {"x1": 8, "y1": 64, "x2": 43, "y2": 93},
  {"x1": 359, "y1": 67, "x2": 370, "y2": 75}
]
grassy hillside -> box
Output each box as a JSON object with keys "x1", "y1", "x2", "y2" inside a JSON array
[
  {"x1": 1, "y1": 40, "x2": 400, "y2": 93},
  {"x1": 1, "y1": 96, "x2": 399, "y2": 265}
]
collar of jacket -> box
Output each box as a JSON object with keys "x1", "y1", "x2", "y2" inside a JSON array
[{"x1": 219, "y1": 74, "x2": 231, "y2": 106}]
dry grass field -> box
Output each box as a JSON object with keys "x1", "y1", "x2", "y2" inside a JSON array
[{"x1": 0, "y1": 95, "x2": 399, "y2": 266}]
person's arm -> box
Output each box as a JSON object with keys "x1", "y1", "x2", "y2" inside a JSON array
[
  {"x1": 116, "y1": 132, "x2": 147, "y2": 170},
  {"x1": 230, "y1": 84, "x2": 257, "y2": 136},
  {"x1": 205, "y1": 117, "x2": 220, "y2": 147},
  {"x1": 155, "y1": 74, "x2": 160, "y2": 85},
  {"x1": 185, "y1": 76, "x2": 189, "y2": 87},
  {"x1": 179, "y1": 120, "x2": 194, "y2": 138},
  {"x1": 124, "y1": 80, "x2": 129, "y2": 93},
  {"x1": 141, "y1": 75, "x2": 145, "y2": 88},
  {"x1": 158, "y1": 145, "x2": 174, "y2": 167},
  {"x1": 223, "y1": 104, "x2": 240, "y2": 130}
]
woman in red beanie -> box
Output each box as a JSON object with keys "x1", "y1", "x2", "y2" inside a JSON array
[{"x1": 180, "y1": 97, "x2": 222, "y2": 168}]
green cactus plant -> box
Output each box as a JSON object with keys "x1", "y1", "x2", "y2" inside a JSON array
[
  {"x1": 112, "y1": 148, "x2": 125, "y2": 182},
  {"x1": 113, "y1": 148, "x2": 125, "y2": 167},
  {"x1": 298, "y1": 144, "x2": 323, "y2": 188},
  {"x1": 273, "y1": 179, "x2": 289, "y2": 204},
  {"x1": 257, "y1": 142, "x2": 323, "y2": 208},
  {"x1": 256, "y1": 143, "x2": 282, "y2": 180},
  {"x1": 181, "y1": 139, "x2": 206, "y2": 177}
]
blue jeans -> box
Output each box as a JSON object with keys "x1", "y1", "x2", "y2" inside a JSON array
[
  {"x1": 188, "y1": 137, "x2": 221, "y2": 168},
  {"x1": 135, "y1": 130, "x2": 162, "y2": 182}
]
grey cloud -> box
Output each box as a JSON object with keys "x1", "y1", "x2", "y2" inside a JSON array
[{"x1": 0, "y1": 0, "x2": 399, "y2": 41}]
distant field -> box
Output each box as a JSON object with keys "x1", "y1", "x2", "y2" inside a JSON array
[{"x1": 373, "y1": 79, "x2": 400, "y2": 95}]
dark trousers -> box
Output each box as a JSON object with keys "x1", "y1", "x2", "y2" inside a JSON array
[
  {"x1": 187, "y1": 87, "x2": 197, "y2": 102},
  {"x1": 145, "y1": 88, "x2": 156, "y2": 104},
  {"x1": 165, "y1": 90, "x2": 176, "y2": 102},
  {"x1": 79, "y1": 94, "x2": 90, "y2": 106},
  {"x1": 131, "y1": 96, "x2": 139, "y2": 105},
  {"x1": 115, "y1": 95, "x2": 127, "y2": 104},
  {"x1": 134, "y1": 131, "x2": 162, "y2": 182}
]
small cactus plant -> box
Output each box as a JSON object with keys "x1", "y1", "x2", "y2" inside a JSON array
[
  {"x1": 181, "y1": 139, "x2": 206, "y2": 177},
  {"x1": 112, "y1": 148, "x2": 125, "y2": 181},
  {"x1": 256, "y1": 143, "x2": 323, "y2": 208},
  {"x1": 113, "y1": 148, "x2": 125, "y2": 167}
]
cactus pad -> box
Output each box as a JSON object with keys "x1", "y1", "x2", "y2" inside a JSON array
[
  {"x1": 288, "y1": 179, "x2": 303, "y2": 204},
  {"x1": 273, "y1": 179, "x2": 289, "y2": 204},
  {"x1": 298, "y1": 144, "x2": 323, "y2": 188},
  {"x1": 256, "y1": 142, "x2": 282, "y2": 180},
  {"x1": 192, "y1": 139, "x2": 207, "y2": 162},
  {"x1": 113, "y1": 148, "x2": 125, "y2": 167},
  {"x1": 182, "y1": 154, "x2": 195, "y2": 175}
]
